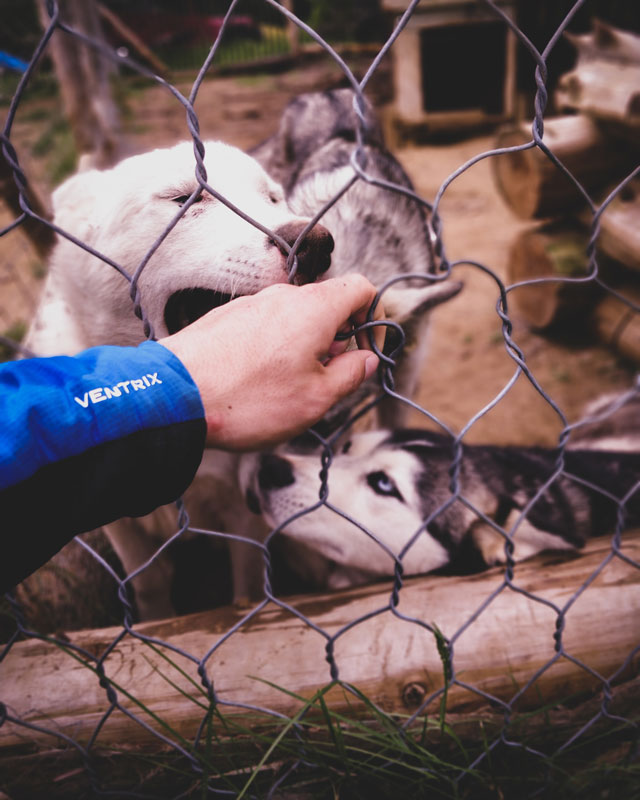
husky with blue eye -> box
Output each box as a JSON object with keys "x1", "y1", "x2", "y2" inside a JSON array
[{"x1": 240, "y1": 397, "x2": 640, "y2": 589}]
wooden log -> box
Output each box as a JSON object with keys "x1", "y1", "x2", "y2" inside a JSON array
[
  {"x1": 593, "y1": 286, "x2": 640, "y2": 364},
  {"x1": 492, "y1": 115, "x2": 637, "y2": 219},
  {"x1": 593, "y1": 178, "x2": 640, "y2": 271},
  {"x1": 565, "y1": 19, "x2": 640, "y2": 66},
  {"x1": 1, "y1": 531, "x2": 639, "y2": 753},
  {"x1": 506, "y1": 221, "x2": 601, "y2": 331},
  {"x1": 556, "y1": 61, "x2": 640, "y2": 130}
]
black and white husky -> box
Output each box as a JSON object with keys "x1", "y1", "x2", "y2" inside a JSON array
[{"x1": 240, "y1": 393, "x2": 640, "y2": 589}]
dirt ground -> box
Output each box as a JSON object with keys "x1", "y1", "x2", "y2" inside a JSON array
[{"x1": 2, "y1": 57, "x2": 636, "y2": 448}]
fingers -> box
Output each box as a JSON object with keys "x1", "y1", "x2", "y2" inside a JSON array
[
  {"x1": 322, "y1": 349, "x2": 379, "y2": 402},
  {"x1": 353, "y1": 296, "x2": 386, "y2": 355},
  {"x1": 310, "y1": 274, "x2": 386, "y2": 355}
]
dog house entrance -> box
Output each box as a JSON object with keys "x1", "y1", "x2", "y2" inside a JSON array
[{"x1": 420, "y1": 22, "x2": 507, "y2": 115}]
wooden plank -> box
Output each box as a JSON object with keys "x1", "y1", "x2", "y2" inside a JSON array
[{"x1": 1, "y1": 531, "x2": 639, "y2": 751}]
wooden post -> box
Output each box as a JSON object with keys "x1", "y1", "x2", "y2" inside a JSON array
[
  {"x1": 492, "y1": 115, "x2": 638, "y2": 219},
  {"x1": 1, "y1": 532, "x2": 639, "y2": 753},
  {"x1": 36, "y1": 0, "x2": 123, "y2": 170},
  {"x1": 281, "y1": 0, "x2": 300, "y2": 57}
]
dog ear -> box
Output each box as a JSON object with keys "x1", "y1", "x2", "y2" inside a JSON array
[{"x1": 381, "y1": 280, "x2": 463, "y2": 325}]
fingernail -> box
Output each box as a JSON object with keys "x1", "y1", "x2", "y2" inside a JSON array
[{"x1": 364, "y1": 354, "x2": 379, "y2": 379}]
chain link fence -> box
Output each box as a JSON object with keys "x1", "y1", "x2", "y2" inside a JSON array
[{"x1": 1, "y1": 0, "x2": 639, "y2": 797}]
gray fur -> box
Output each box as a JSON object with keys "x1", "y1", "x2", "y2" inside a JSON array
[{"x1": 251, "y1": 88, "x2": 460, "y2": 429}]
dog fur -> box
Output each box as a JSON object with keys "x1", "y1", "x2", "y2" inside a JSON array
[
  {"x1": 240, "y1": 392, "x2": 640, "y2": 589},
  {"x1": 25, "y1": 123, "x2": 458, "y2": 618},
  {"x1": 25, "y1": 140, "x2": 336, "y2": 356},
  {"x1": 251, "y1": 88, "x2": 460, "y2": 428}
]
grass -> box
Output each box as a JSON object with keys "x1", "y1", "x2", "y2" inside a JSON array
[
  {"x1": 29, "y1": 113, "x2": 77, "y2": 186},
  {"x1": 4, "y1": 632, "x2": 632, "y2": 799},
  {"x1": 157, "y1": 27, "x2": 291, "y2": 73}
]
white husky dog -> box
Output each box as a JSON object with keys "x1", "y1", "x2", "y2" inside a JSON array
[{"x1": 26, "y1": 140, "x2": 335, "y2": 356}]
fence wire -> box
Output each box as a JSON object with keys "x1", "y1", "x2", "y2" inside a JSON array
[{"x1": 1, "y1": 0, "x2": 640, "y2": 798}]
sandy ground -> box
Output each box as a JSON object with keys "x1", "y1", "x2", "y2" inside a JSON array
[{"x1": 1, "y1": 57, "x2": 636, "y2": 450}]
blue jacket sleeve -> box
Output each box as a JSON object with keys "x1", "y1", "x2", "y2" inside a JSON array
[{"x1": 0, "y1": 340, "x2": 206, "y2": 593}]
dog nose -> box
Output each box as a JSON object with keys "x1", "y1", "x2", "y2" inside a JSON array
[
  {"x1": 258, "y1": 453, "x2": 295, "y2": 490},
  {"x1": 272, "y1": 221, "x2": 334, "y2": 283}
]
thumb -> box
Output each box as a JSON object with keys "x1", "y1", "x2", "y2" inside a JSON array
[{"x1": 322, "y1": 350, "x2": 379, "y2": 400}]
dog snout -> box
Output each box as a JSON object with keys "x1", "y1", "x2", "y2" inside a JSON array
[
  {"x1": 272, "y1": 221, "x2": 334, "y2": 283},
  {"x1": 258, "y1": 453, "x2": 295, "y2": 491}
]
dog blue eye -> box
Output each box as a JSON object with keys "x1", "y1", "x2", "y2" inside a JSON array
[{"x1": 366, "y1": 471, "x2": 403, "y2": 501}]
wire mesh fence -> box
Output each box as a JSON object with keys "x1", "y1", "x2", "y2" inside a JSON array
[{"x1": 1, "y1": 0, "x2": 640, "y2": 797}]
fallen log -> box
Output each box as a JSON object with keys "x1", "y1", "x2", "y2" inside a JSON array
[
  {"x1": 1, "y1": 531, "x2": 639, "y2": 755},
  {"x1": 492, "y1": 115, "x2": 637, "y2": 219},
  {"x1": 506, "y1": 220, "x2": 601, "y2": 331}
]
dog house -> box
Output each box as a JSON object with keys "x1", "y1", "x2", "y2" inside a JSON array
[{"x1": 382, "y1": 0, "x2": 518, "y2": 139}]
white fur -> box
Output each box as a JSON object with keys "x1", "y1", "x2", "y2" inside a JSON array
[
  {"x1": 26, "y1": 140, "x2": 304, "y2": 354},
  {"x1": 240, "y1": 431, "x2": 451, "y2": 581}
]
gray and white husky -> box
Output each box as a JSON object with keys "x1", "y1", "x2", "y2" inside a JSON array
[
  {"x1": 240, "y1": 392, "x2": 640, "y2": 589},
  {"x1": 251, "y1": 87, "x2": 460, "y2": 428}
]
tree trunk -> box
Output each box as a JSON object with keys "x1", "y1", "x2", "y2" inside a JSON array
[
  {"x1": 492, "y1": 115, "x2": 637, "y2": 219},
  {"x1": 506, "y1": 220, "x2": 601, "y2": 331},
  {"x1": 37, "y1": 0, "x2": 123, "y2": 170}
]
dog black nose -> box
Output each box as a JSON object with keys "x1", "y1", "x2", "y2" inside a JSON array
[
  {"x1": 272, "y1": 221, "x2": 334, "y2": 283},
  {"x1": 258, "y1": 453, "x2": 295, "y2": 491}
]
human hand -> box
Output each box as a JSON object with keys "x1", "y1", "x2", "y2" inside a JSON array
[{"x1": 159, "y1": 274, "x2": 384, "y2": 450}]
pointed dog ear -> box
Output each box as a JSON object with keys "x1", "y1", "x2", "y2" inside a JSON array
[{"x1": 381, "y1": 280, "x2": 463, "y2": 325}]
